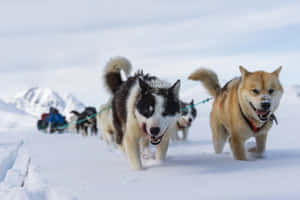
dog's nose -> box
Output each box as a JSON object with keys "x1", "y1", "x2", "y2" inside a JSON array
[
  {"x1": 261, "y1": 102, "x2": 271, "y2": 110},
  {"x1": 188, "y1": 118, "x2": 192, "y2": 123},
  {"x1": 150, "y1": 127, "x2": 160, "y2": 136}
]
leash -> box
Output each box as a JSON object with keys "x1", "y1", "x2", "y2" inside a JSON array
[
  {"x1": 56, "y1": 105, "x2": 112, "y2": 130},
  {"x1": 181, "y1": 97, "x2": 213, "y2": 111},
  {"x1": 54, "y1": 97, "x2": 213, "y2": 131}
]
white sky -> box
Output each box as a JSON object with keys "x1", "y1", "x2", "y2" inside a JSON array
[{"x1": 1, "y1": 0, "x2": 300, "y2": 105}]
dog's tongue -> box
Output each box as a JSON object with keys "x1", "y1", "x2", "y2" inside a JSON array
[{"x1": 257, "y1": 110, "x2": 269, "y2": 115}]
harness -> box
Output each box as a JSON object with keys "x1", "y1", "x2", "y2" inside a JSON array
[{"x1": 239, "y1": 104, "x2": 278, "y2": 134}]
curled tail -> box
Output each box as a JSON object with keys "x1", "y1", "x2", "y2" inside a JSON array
[
  {"x1": 104, "y1": 56, "x2": 132, "y2": 94},
  {"x1": 188, "y1": 68, "x2": 221, "y2": 97},
  {"x1": 70, "y1": 110, "x2": 80, "y2": 116}
]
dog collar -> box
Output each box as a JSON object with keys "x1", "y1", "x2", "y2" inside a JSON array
[{"x1": 239, "y1": 104, "x2": 278, "y2": 133}]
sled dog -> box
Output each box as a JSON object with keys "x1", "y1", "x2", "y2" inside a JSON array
[
  {"x1": 97, "y1": 100, "x2": 116, "y2": 145},
  {"x1": 189, "y1": 66, "x2": 283, "y2": 160},
  {"x1": 171, "y1": 100, "x2": 197, "y2": 141},
  {"x1": 104, "y1": 56, "x2": 181, "y2": 170},
  {"x1": 71, "y1": 107, "x2": 98, "y2": 136}
]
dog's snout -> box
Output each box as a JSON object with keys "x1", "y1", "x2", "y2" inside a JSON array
[
  {"x1": 150, "y1": 127, "x2": 160, "y2": 136},
  {"x1": 261, "y1": 102, "x2": 271, "y2": 110},
  {"x1": 188, "y1": 118, "x2": 192, "y2": 123}
]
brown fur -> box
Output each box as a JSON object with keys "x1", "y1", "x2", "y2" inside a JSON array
[
  {"x1": 189, "y1": 66, "x2": 283, "y2": 160},
  {"x1": 188, "y1": 68, "x2": 221, "y2": 97}
]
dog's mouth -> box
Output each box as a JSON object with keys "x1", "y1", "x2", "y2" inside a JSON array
[
  {"x1": 249, "y1": 102, "x2": 270, "y2": 122},
  {"x1": 142, "y1": 123, "x2": 164, "y2": 145}
]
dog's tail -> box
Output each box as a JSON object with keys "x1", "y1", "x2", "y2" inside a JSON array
[
  {"x1": 70, "y1": 110, "x2": 80, "y2": 116},
  {"x1": 104, "y1": 56, "x2": 132, "y2": 94},
  {"x1": 188, "y1": 68, "x2": 221, "y2": 97}
]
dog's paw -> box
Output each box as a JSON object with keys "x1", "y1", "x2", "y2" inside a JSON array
[{"x1": 142, "y1": 151, "x2": 155, "y2": 160}]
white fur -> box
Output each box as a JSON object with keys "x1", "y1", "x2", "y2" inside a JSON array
[
  {"x1": 172, "y1": 106, "x2": 196, "y2": 141},
  {"x1": 104, "y1": 56, "x2": 132, "y2": 78},
  {"x1": 123, "y1": 80, "x2": 179, "y2": 170},
  {"x1": 97, "y1": 101, "x2": 116, "y2": 145},
  {"x1": 68, "y1": 115, "x2": 78, "y2": 133}
]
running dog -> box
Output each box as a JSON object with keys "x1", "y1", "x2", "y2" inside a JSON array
[
  {"x1": 189, "y1": 66, "x2": 283, "y2": 160},
  {"x1": 68, "y1": 114, "x2": 78, "y2": 133},
  {"x1": 172, "y1": 100, "x2": 197, "y2": 141},
  {"x1": 104, "y1": 56, "x2": 181, "y2": 170},
  {"x1": 71, "y1": 107, "x2": 98, "y2": 136},
  {"x1": 97, "y1": 100, "x2": 116, "y2": 145}
]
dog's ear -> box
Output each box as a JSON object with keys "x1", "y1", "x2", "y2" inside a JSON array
[
  {"x1": 191, "y1": 99, "x2": 194, "y2": 105},
  {"x1": 138, "y1": 78, "x2": 151, "y2": 93},
  {"x1": 169, "y1": 80, "x2": 181, "y2": 97},
  {"x1": 272, "y1": 66, "x2": 282, "y2": 77},
  {"x1": 239, "y1": 66, "x2": 250, "y2": 77}
]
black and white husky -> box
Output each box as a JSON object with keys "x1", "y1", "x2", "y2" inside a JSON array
[
  {"x1": 171, "y1": 100, "x2": 197, "y2": 141},
  {"x1": 104, "y1": 56, "x2": 181, "y2": 170}
]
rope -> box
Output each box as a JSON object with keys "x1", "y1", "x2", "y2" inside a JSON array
[{"x1": 54, "y1": 97, "x2": 213, "y2": 131}]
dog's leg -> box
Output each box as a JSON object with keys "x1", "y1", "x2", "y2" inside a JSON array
[
  {"x1": 249, "y1": 133, "x2": 267, "y2": 157},
  {"x1": 141, "y1": 137, "x2": 149, "y2": 152},
  {"x1": 83, "y1": 126, "x2": 88, "y2": 136},
  {"x1": 103, "y1": 132, "x2": 110, "y2": 144},
  {"x1": 182, "y1": 128, "x2": 188, "y2": 141},
  {"x1": 156, "y1": 131, "x2": 170, "y2": 162},
  {"x1": 170, "y1": 129, "x2": 180, "y2": 142},
  {"x1": 211, "y1": 124, "x2": 228, "y2": 154},
  {"x1": 124, "y1": 133, "x2": 142, "y2": 170},
  {"x1": 256, "y1": 133, "x2": 267, "y2": 155},
  {"x1": 230, "y1": 136, "x2": 247, "y2": 160}
]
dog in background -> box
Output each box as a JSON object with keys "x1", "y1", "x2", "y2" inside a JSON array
[
  {"x1": 189, "y1": 66, "x2": 283, "y2": 160},
  {"x1": 97, "y1": 100, "x2": 116, "y2": 145},
  {"x1": 104, "y1": 56, "x2": 181, "y2": 170},
  {"x1": 67, "y1": 113, "x2": 78, "y2": 133},
  {"x1": 71, "y1": 107, "x2": 98, "y2": 136},
  {"x1": 171, "y1": 100, "x2": 197, "y2": 141}
]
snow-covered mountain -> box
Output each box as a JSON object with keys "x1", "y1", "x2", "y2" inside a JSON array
[
  {"x1": 0, "y1": 99, "x2": 34, "y2": 131},
  {"x1": 8, "y1": 87, "x2": 85, "y2": 117}
]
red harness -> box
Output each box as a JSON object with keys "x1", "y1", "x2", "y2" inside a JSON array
[{"x1": 238, "y1": 104, "x2": 278, "y2": 133}]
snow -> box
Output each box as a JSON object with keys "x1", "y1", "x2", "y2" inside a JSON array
[
  {"x1": 0, "y1": 85, "x2": 300, "y2": 200},
  {"x1": 7, "y1": 87, "x2": 85, "y2": 117},
  {"x1": 0, "y1": 100, "x2": 35, "y2": 132}
]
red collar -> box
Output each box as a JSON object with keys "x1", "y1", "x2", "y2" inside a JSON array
[
  {"x1": 239, "y1": 104, "x2": 267, "y2": 133},
  {"x1": 246, "y1": 117, "x2": 261, "y2": 133}
]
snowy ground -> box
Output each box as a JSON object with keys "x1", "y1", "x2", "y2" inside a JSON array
[{"x1": 1, "y1": 86, "x2": 300, "y2": 200}]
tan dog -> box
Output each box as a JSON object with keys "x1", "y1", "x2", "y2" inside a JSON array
[
  {"x1": 189, "y1": 66, "x2": 283, "y2": 160},
  {"x1": 97, "y1": 100, "x2": 116, "y2": 145}
]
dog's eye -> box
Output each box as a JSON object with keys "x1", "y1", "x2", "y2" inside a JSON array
[
  {"x1": 252, "y1": 89, "x2": 260, "y2": 95},
  {"x1": 268, "y1": 89, "x2": 274, "y2": 95}
]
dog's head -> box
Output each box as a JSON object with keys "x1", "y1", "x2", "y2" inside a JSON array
[
  {"x1": 238, "y1": 66, "x2": 283, "y2": 122},
  {"x1": 178, "y1": 100, "x2": 197, "y2": 128},
  {"x1": 135, "y1": 78, "x2": 181, "y2": 145}
]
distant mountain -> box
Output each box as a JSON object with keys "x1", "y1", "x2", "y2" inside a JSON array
[
  {"x1": 8, "y1": 87, "x2": 85, "y2": 117},
  {"x1": 0, "y1": 99, "x2": 34, "y2": 131},
  {"x1": 63, "y1": 93, "x2": 86, "y2": 118},
  {"x1": 0, "y1": 99, "x2": 27, "y2": 115}
]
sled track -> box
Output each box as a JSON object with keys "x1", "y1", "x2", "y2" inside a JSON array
[{"x1": 0, "y1": 141, "x2": 24, "y2": 183}]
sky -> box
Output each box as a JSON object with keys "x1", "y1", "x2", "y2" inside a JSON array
[{"x1": 1, "y1": 0, "x2": 300, "y2": 105}]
